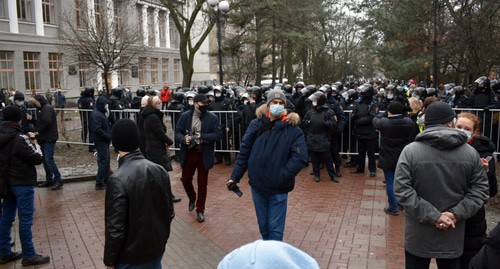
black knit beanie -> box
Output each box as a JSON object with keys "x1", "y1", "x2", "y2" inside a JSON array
[
  {"x1": 387, "y1": 101, "x2": 404, "y2": 115},
  {"x1": 3, "y1": 105, "x2": 23, "y2": 122},
  {"x1": 425, "y1": 101, "x2": 455, "y2": 126},
  {"x1": 112, "y1": 119, "x2": 140, "y2": 152}
]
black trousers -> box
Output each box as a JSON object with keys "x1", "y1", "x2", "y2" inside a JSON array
[
  {"x1": 310, "y1": 150, "x2": 336, "y2": 179},
  {"x1": 356, "y1": 138, "x2": 376, "y2": 172},
  {"x1": 405, "y1": 250, "x2": 460, "y2": 269}
]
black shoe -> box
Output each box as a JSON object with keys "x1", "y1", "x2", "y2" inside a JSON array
[
  {"x1": 331, "y1": 177, "x2": 340, "y2": 183},
  {"x1": 95, "y1": 184, "x2": 106, "y2": 191},
  {"x1": 335, "y1": 171, "x2": 342, "y2": 177},
  {"x1": 0, "y1": 251, "x2": 22, "y2": 264},
  {"x1": 188, "y1": 200, "x2": 195, "y2": 212},
  {"x1": 172, "y1": 195, "x2": 181, "y2": 203},
  {"x1": 51, "y1": 181, "x2": 63, "y2": 191},
  {"x1": 197, "y1": 212, "x2": 205, "y2": 223},
  {"x1": 351, "y1": 170, "x2": 364, "y2": 174},
  {"x1": 344, "y1": 162, "x2": 357, "y2": 168},
  {"x1": 314, "y1": 176, "x2": 320, "y2": 182},
  {"x1": 369, "y1": 172, "x2": 376, "y2": 177},
  {"x1": 22, "y1": 254, "x2": 50, "y2": 266},
  {"x1": 38, "y1": 181, "x2": 53, "y2": 188}
]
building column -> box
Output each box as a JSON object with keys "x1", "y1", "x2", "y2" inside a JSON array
[
  {"x1": 142, "y1": 5, "x2": 148, "y2": 46},
  {"x1": 153, "y1": 8, "x2": 160, "y2": 47},
  {"x1": 34, "y1": 0, "x2": 44, "y2": 35},
  {"x1": 7, "y1": 0, "x2": 18, "y2": 33},
  {"x1": 165, "y1": 11, "x2": 170, "y2": 49},
  {"x1": 87, "y1": 0, "x2": 95, "y2": 30}
]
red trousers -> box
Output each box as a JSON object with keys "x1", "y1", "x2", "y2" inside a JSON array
[{"x1": 181, "y1": 150, "x2": 209, "y2": 213}]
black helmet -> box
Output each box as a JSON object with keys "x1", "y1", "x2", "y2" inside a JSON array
[
  {"x1": 294, "y1": 82, "x2": 305, "y2": 90},
  {"x1": 395, "y1": 86, "x2": 405, "y2": 95},
  {"x1": 308, "y1": 91, "x2": 327, "y2": 107},
  {"x1": 14, "y1": 91, "x2": 25, "y2": 101},
  {"x1": 426, "y1": 87, "x2": 437, "y2": 96},
  {"x1": 147, "y1": 88, "x2": 157, "y2": 96},
  {"x1": 283, "y1": 84, "x2": 293, "y2": 94},
  {"x1": 251, "y1": 86, "x2": 262, "y2": 101},
  {"x1": 112, "y1": 87, "x2": 123, "y2": 98},
  {"x1": 198, "y1": 85, "x2": 209, "y2": 94},
  {"x1": 359, "y1": 84, "x2": 374, "y2": 97},
  {"x1": 385, "y1": 84, "x2": 396, "y2": 93},
  {"x1": 453, "y1": 86, "x2": 464, "y2": 96},
  {"x1": 84, "y1": 86, "x2": 95, "y2": 97},
  {"x1": 136, "y1": 88, "x2": 146, "y2": 97},
  {"x1": 173, "y1": 92, "x2": 184, "y2": 102},
  {"x1": 474, "y1": 76, "x2": 489, "y2": 88}
]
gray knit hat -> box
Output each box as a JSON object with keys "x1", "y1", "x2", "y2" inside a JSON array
[{"x1": 266, "y1": 90, "x2": 286, "y2": 106}]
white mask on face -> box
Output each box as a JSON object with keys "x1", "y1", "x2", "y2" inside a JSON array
[
  {"x1": 312, "y1": 101, "x2": 317, "y2": 106},
  {"x1": 456, "y1": 128, "x2": 472, "y2": 141},
  {"x1": 188, "y1": 100, "x2": 194, "y2": 106},
  {"x1": 244, "y1": 100, "x2": 249, "y2": 105},
  {"x1": 15, "y1": 100, "x2": 24, "y2": 106},
  {"x1": 215, "y1": 93, "x2": 222, "y2": 97}
]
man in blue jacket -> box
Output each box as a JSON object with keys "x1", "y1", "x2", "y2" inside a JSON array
[
  {"x1": 227, "y1": 90, "x2": 308, "y2": 241},
  {"x1": 175, "y1": 94, "x2": 222, "y2": 223},
  {"x1": 91, "y1": 96, "x2": 112, "y2": 190}
]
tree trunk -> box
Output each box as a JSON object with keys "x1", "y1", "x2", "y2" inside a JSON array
[{"x1": 255, "y1": 14, "x2": 263, "y2": 86}]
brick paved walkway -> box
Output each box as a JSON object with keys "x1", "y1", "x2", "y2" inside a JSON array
[{"x1": 5, "y1": 161, "x2": 433, "y2": 269}]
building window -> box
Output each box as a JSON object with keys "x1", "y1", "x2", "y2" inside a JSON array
[
  {"x1": 79, "y1": 55, "x2": 91, "y2": 87},
  {"x1": 42, "y1": 0, "x2": 56, "y2": 24},
  {"x1": 75, "y1": 0, "x2": 84, "y2": 28},
  {"x1": 113, "y1": 0, "x2": 122, "y2": 33},
  {"x1": 169, "y1": 15, "x2": 179, "y2": 49},
  {"x1": 162, "y1": 58, "x2": 169, "y2": 84},
  {"x1": 48, "y1": 53, "x2": 62, "y2": 89},
  {"x1": 139, "y1": 57, "x2": 148, "y2": 84},
  {"x1": 118, "y1": 57, "x2": 129, "y2": 86},
  {"x1": 174, "y1": 59, "x2": 180, "y2": 84},
  {"x1": 23, "y1": 52, "x2": 41, "y2": 91},
  {"x1": 94, "y1": 0, "x2": 102, "y2": 28},
  {"x1": 151, "y1": 58, "x2": 158, "y2": 85},
  {"x1": 0, "y1": 0, "x2": 6, "y2": 18},
  {"x1": 148, "y1": 8, "x2": 154, "y2": 45},
  {"x1": 137, "y1": 5, "x2": 143, "y2": 38},
  {"x1": 0, "y1": 51, "x2": 15, "y2": 90},
  {"x1": 159, "y1": 12, "x2": 165, "y2": 43},
  {"x1": 17, "y1": 0, "x2": 33, "y2": 21}
]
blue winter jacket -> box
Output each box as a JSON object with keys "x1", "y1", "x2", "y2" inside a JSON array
[
  {"x1": 91, "y1": 96, "x2": 112, "y2": 143},
  {"x1": 230, "y1": 104, "x2": 308, "y2": 195},
  {"x1": 175, "y1": 109, "x2": 222, "y2": 170}
]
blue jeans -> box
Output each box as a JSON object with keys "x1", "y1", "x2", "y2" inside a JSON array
[
  {"x1": 251, "y1": 188, "x2": 288, "y2": 241},
  {"x1": 383, "y1": 169, "x2": 398, "y2": 212},
  {"x1": 0, "y1": 186, "x2": 36, "y2": 259},
  {"x1": 41, "y1": 142, "x2": 61, "y2": 183},
  {"x1": 116, "y1": 257, "x2": 162, "y2": 269},
  {"x1": 94, "y1": 141, "x2": 110, "y2": 186}
]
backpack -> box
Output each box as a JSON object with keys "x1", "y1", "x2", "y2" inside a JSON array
[{"x1": 0, "y1": 136, "x2": 17, "y2": 198}]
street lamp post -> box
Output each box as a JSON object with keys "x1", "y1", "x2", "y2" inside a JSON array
[{"x1": 207, "y1": 0, "x2": 229, "y2": 86}]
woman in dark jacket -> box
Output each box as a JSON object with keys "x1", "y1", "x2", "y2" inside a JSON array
[
  {"x1": 141, "y1": 96, "x2": 174, "y2": 172},
  {"x1": 302, "y1": 92, "x2": 339, "y2": 183},
  {"x1": 469, "y1": 222, "x2": 500, "y2": 269},
  {"x1": 456, "y1": 112, "x2": 498, "y2": 269},
  {"x1": 372, "y1": 102, "x2": 414, "y2": 216}
]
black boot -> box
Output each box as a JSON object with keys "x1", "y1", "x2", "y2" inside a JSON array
[{"x1": 335, "y1": 164, "x2": 342, "y2": 177}]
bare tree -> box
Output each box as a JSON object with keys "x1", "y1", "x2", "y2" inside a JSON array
[{"x1": 58, "y1": 1, "x2": 148, "y2": 94}]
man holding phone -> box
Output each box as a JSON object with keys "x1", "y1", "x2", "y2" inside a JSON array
[{"x1": 175, "y1": 94, "x2": 221, "y2": 223}]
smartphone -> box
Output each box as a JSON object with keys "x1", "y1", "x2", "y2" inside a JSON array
[{"x1": 485, "y1": 156, "x2": 493, "y2": 162}]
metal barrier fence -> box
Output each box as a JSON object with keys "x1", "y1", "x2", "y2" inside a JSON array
[{"x1": 27, "y1": 108, "x2": 500, "y2": 155}]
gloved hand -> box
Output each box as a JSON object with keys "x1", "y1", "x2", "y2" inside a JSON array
[{"x1": 226, "y1": 179, "x2": 243, "y2": 197}]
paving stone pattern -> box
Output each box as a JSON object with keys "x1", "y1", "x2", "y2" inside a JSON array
[{"x1": 5, "y1": 162, "x2": 444, "y2": 269}]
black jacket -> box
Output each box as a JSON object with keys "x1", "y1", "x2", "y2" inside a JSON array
[
  {"x1": 0, "y1": 122, "x2": 43, "y2": 186},
  {"x1": 104, "y1": 151, "x2": 174, "y2": 266},
  {"x1": 469, "y1": 222, "x2": 500, "y2": 269},
  {"x1": 352, "y1": 98, "x2": 378, "y2": 140},
  {"x1": 372, "y1": 113, "x2": 414, "y2": 170},
  {"x1": 175, "y1": 109, "x2": 222, "y2": 170},
  {"x1": 34, "y1": 95, "x2": 58, "y2": 143},
  {"x1": 302, "y1": 105, "x2": 337, "y2": 152},
  {"x1": 91, "y1": 96, "x2": 112, "y2": 143},
  {"x1": 141, "y1": 105, "x2": 173, "y2": 171}
]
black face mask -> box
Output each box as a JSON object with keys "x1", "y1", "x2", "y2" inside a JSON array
[{"x1": 198, "y1": 105, "x2": 208, "y2": 115}]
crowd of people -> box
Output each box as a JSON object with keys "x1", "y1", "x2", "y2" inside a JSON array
[{"x1": 0, "y1": 76, "x2": 500, "y2": 268}]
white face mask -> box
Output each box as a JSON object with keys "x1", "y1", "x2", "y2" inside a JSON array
[
  {"x1": 15, "y1": 100, "x2": 24, "y2": 106},
  {"x1": 215, "y1": 93, "x2": 222, "y2": 97},
  {"x1": 456, "y1": 128, "x2": 472, "y2": 141},
  {"x1": 188, "y1": 100, "x2": 194, "y2": 106},
  {"x1": 312, "y1": 101, "x2": 317, "y2": 106},
  {"x1": 244, "y1": 100, "x2": 249, "y2": 105}
]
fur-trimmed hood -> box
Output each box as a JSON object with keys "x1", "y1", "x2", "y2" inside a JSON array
[{"x1": 255, "y1": 104, "x2": 300, "y2": 126}]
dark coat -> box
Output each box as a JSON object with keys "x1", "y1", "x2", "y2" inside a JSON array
[
  {"x1": 352, "y1": 98, "x2": 378, "y2": 140},
  {"x1": 91, "y1": 96, "x2": 112, "y2": 143},
  {"x1": 302, "y1": 105, "x2": 337, "y2": 152},
  {"x1": 175, "y1": 109, "x2": 222, "y2": 170},
  {"x1": 0, "y1": 122, "x2": 43, "y2": 186},
  {"x1": 230, "y1": 104, "x2": 308, "y2": 195},
  {"x1": 34, "y1": 95, "x2": 58, "y2": 143},
  {"x1": 469, "y1": 222, "x2": 500, "y2": 269},
  {"x1": 372, "y1": 113, "x2": 414, "y2": 170},
  {"x1": 141, "y1": 105, "x2": 173, "y2": 171},
  {"x1": 104, "y1": 151, "x2": 174, "y2": 267}
]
